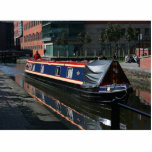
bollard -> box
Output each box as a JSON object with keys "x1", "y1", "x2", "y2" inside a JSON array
[{"x1": 111, "y1": 99, "x2": 120, "y2": 130}]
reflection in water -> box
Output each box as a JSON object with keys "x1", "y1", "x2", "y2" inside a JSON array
[
  {"x1": 136, "y1": 90, "x2": 151, "y2": 105},
  {"x1": 0, "y1": 63, "x2": 151, "y2": 130},
  {"x1": 16, "y1": 75, "x2": 103, "y2": 130}
]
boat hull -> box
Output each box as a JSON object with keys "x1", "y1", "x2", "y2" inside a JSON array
[{"x1": 25, "y1": 72, "x2": 131, "y2": 103}]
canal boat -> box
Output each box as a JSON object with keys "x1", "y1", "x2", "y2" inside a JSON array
[{"x1": 24, "y1": 59, "x2": 132, "y2": 102}]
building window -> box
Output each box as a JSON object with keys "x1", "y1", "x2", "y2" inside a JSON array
[
  {"x1": 66, "y1": 67, "x2": 73, "y2": 78},
  {"x1": 36, "y1": 33, "x2": 38, "y2": 40},
  {"x1": 28, "y1": 22, "x2": 30, "y2": 29},
  {"x1": 39, "y1": 32, "x2": 41, "y2": 39},
  {"x1": 30, "y1": 22, "x2": 32, "y2": 28},
  {"x1": 29, "y1": 35, "x2": 31, "y2": 41},
  {"x1": 28, "y1": 35, "x2": 30, "y2": 42},
  {"x1": 56, "y1": 67, "x2": 61, "y2": 76},
  {"x1": 32, "y1": 34, "x2": 34, "y2": 41},
  {"x1": 37, "y1": 33, "x2": 39, "y2": 40},
  {"x1": 145, "y1": 28, "x2": 150, "y2": 35}
]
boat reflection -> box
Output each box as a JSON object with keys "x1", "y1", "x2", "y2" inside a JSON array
[
  {"x1": 15, "y1": 74, "x2": 126, "y2": 130},
  {"x1": 14, "y1": 74, "x2": 150, "y2": 130},
  {"x1": 24, "y1": 82, "x2": 104, "y2": 130}
]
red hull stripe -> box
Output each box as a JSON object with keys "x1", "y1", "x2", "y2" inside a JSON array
[
  {"x1": 25, "y1": 69, "x2": 83, "y2": 85},
  {"x1": 27, "y1": 60, "x2": 86, "y2": 68}
]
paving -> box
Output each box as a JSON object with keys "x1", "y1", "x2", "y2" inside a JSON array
[
  {"x1": 120, "y1": 62, "x2": 151, "y2": 74},
  {"x1": 0, "y1": 70, "x2": 68, "y2": 130},
  {"x1": 120, "y1": 62, "x2": 151, "y2": 86}
]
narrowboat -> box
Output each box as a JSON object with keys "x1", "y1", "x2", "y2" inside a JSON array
[{"x1": 25, "y1": 59, "x2": 132, "y2": 102}]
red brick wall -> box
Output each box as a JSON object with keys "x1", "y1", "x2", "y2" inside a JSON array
[
  {"x1": 140, "y1": 56, "x2": 151, "y2": 70},
  {"x1": 136, "y1": 48, "x2": 150, "y2": 57},
  {"x1": 22, "y1": 21, "x2": 44, "y2": 56},
  {"x1": 136, "y1": 90, "x2": 151, "y2": 104}
]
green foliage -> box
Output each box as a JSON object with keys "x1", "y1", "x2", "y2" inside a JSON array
[
  {"x1": 133, "y1": 28, "x2": 139, "y2": 41},
  {"x1": 104, "y1": 23, "x2": 122, "y2": 43},
  {"x1": 125, "y1": 25, "x2": 134, "y2": 42},
  {"x1": 98, "y1": 30, "x2": 105, "y2": 43},
  {"x1": 113, "y1": 24, "x2": 122, "y2": 42},
  {"x1": 84, "y1": 32, "x2": 92, "y2": 44},
  {"x1": 77, "y1": 32, "x2": 84, "y2": 44},
  {"x1": 55, "y1": 33, "x2": 68, "y2": 45},
  {"x1": 104, "y1": 23, "x2": 115, "y2": 42}
]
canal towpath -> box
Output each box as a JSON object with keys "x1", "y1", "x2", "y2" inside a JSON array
[
  {"x1": 0, "y1": 70, "x2": 68, "y2": 130},
  {"x1": 120, "y1": 62, "x2": 151, "y2": 86}
]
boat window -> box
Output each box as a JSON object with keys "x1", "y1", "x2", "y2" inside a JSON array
[
  {"x1": 66, "y1": 67, "x2": 73, "y2": 78},
  {"x1": 28, "y1": 63, "x2": 33, "y2": 71},
  {"x1": 56, "y1": 67, "x2": 61, "y2": 76},
  {"x1": 32, "y1": 64, "x2": 35, "y2": 71},
  {"x1": 40, "y1": 64, "x2": 44, "y2": 73}
]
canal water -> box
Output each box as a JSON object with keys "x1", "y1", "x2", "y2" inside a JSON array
[{"x1": 0, "y1": 63, "x2": 151, "y2": 130}]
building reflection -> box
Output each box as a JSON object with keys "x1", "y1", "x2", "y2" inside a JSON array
[{"x1": 136, "y1": 90, "x2": 151, "y2": 105}]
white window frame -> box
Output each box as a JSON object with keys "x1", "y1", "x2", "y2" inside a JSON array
[
  {"x1": 40, "y1": 64, "x2": 44, "y2": 73},
  {"x1": 66, "y1": 67, "x2": 73, "y2": 78},
  {"x1": 32, "y1": 64, "x2": 35, "y2": 71},
  {"x1": 56, "y1": 66, "x2": 61, "y2": 76}
]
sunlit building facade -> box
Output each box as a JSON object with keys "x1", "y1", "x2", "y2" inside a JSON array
[{"x1": 22, "y1": 21, "x2": 44, "y2": 56}]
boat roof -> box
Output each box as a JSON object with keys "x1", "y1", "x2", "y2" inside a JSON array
[
  {"x1": 82, "y1": 60, "x2": 113, "y2": 88},
  {"x1": 27, "y1": 59, "x2": 88, "y2": 68}
]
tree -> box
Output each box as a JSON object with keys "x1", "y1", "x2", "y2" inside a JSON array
[
  {"x1": 104, "y1": 23, "x2": 115, "y2": 57},
  {"x1": 84, "y1": 32, "x2": 92, "y2": 56},
  {"x1": 113, "y1": 24, "x2": 122, "y2": 57},
  {"x1": 77, "y1": 32, "x2": 84, "y2": 56},
  {"x1": 133, "y1": 28, "x2": 139, "y2": 52},
  {"x1": 98, "y1": 29, "x2": 105, "y2": 55},
  {"x1": 55, "y1": 33, "x2": 68, "y2": 57},
  {"x1": 77, "y1": 32, "x2": 84, "y2": 44},
  {"x1": 125, "y1": 25, "x2": 134, "y2": 55}
]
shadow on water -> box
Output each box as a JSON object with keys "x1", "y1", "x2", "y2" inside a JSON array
[{"x1": 0, "y1": 63, "x2": 151, "y2": 130}]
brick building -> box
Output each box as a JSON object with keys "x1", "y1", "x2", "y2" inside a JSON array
[{"x1": 22, "y1": 21, "x2": 44, "y2": 56}]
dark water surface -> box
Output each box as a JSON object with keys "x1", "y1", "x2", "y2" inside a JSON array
[{"x1": 0, "y1": 63, "x2": 151, "y2": 130}]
